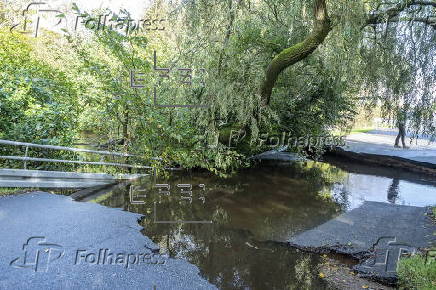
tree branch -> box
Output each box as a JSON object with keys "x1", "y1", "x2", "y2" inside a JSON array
[
  {"x1": 373, "y1": 16, "x2": 436, "y2": 27},
  {"x1": 366, "y1": 0, "x2": 436, "y2": 27},
  {"x1": 260, "y1": 0, "x2": 331, "y2": 106},
  {"x1": 413, "y1": 1, "x2": 436, "y2": 7}
]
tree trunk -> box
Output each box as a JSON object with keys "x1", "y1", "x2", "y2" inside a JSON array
[{"x1": 260, "y1": 0, "x2": 331, "y2": 106}]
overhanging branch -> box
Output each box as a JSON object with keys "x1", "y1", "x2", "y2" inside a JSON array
[
  {"x1": 374, "y1": 16, "x2": 436, "y2": 27},
  {"x1": 260, "y1": 0, "x2": 331, "y2": 106},
  {"x1": 413, "y1": 1, "x2": 436, "y2": 7},
  {"x1": 366, "y1": 0, "x2": 436, "y2": 27}
]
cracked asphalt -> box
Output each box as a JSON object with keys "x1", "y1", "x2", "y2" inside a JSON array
[{"x1": 0, "y1": 192, "x2": 217, "y2": 290}]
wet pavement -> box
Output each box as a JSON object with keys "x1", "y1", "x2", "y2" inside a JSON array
[
  {"x1": 0, "y1": 192, "x2": 216, "y2": 290},
  {"x1": 288, "y1": 201, "x2": 435, "y2": 283}
]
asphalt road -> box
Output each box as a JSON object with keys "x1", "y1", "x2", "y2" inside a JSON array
[{"x1": 0, "y1": 192, "x2": 217, "y2": 290}]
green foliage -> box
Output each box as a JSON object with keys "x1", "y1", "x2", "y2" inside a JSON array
[
  {"x1": 0, "y1": 0, "x2": 434, "y2": 173},
  {"x1": 0, "y1": 30, "x2": 79, "y2": 170},
  {"x1": 397, "y1": 253, "x2": 436, "y2": 290}
]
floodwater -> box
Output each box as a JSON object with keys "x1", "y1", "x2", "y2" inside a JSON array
[{"x1": 93, "y1": 157, "x2": 436, "y2": 290}]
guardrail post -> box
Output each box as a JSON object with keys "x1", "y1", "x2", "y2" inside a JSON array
[{"x1": 23, "y1": 145, "x2": 29, "y2": 170}]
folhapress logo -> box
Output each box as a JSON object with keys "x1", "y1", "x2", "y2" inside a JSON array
[
  {"x1": 10, "y1": 237, "x2": 64, "y2": 272},
  {"x1": 359, "y1": 236, "x2": 416, "y2": 274},
  {"x1": 74, "y1": 249, "x2": 168, "y2": 269}
]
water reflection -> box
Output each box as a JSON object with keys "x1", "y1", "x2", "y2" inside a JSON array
[
  {"x1": 96, "y1": 162, "x2": 342, "y2": 289},
  {"x1": 100, "y1": 163, "x2": 343, "y2": 241},
  {"x1": 387, "y1": 179, "x2": 399, "y2": 204},
  {"x1": 93, "y1": 159, "x2": 436, "y2": 289},
  {"x1": 326, "y1": 156, "x2": 436, "y2": 210}
]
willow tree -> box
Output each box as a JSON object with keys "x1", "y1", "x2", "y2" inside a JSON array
[
  {"x1": 261, "y1": 0, "x2": 434, "y2": 136},
  {"x1": 4, "y1": 0, "x2": 432, "y2": 171},
  {"x1": 162, "y1": 0, "x2": 435, "y2": 146}
]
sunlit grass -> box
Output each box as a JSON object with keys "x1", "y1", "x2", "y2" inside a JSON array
[
  {"x1": 350, "y1": 128, "x2": 373, "y2": 134},
  {"x1": 0, "y1": 188, "x2": 32, "y2": 196},
  {"x1": 0, "y1": 188, "x2": 77, "y2": 196},
  {"x1": 397, "y1": 206, "x2": 436, "y2": 289},
  {"x1": 397, "y1": 253, "x2": 436, "y2": 290}
]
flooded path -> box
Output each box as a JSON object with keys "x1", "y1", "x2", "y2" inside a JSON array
[{"x1": 93, "y1": 157, "x2": 436, "y2": 289}]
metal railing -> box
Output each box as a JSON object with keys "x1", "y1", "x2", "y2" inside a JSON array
[{"x1": 0, "y1": 139, "x2": 154, "y2": 170}]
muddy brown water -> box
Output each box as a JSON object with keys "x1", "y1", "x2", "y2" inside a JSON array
[{"x1": 94, "y1": 158, "x2": 436, "y2": 290}]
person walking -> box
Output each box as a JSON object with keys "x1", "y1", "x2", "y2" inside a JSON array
[{"x1": 394, "y1": 107, "x2": 409, "y2": 149}]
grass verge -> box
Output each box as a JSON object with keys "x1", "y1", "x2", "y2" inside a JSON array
[
  {"x1": 0, "y1": 188, "x2": 33, "y2": 196},
  {"x1": 350, "y1": 128, "x2": 374, "y2": 134},
  {"x1": 397, "y1": 206, "x2": 436, "y2": 289},
  {"x1": 397, "y1": 253, "x2": 436, "y2": 289},
  {"x1": 0, "y1": 188, "x2": 76, "y2": 196}
]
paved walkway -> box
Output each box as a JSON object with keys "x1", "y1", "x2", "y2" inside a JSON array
[
  {"x1": 366, "y1": 129, "x2": 434, "y2": 141},
  {"x1": 288, "y1": 201, "x2": 435, "y2": 283},
  {"x1": 343, "y1": 130, "x2": 436, "y2": 165},
  {"x1": 0, "y1": 192, "x2": 216, "y2": 290}
]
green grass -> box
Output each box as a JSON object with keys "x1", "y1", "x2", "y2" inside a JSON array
[
  {"x1": 349, "y1": 128, "x2": 373, "y2": 134},
  {"x1": 397, "y1": 253, "x2": 436, "y2": 289},
  {"x1": 397, "y1": 206, "x2": 436, "y2": 289},
  {"x1": 0, "y1": 188, "x2": 76, "y2": 196},
  {"x1": 0, "y1": 188, "x2": 32, "y2": 196}
]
